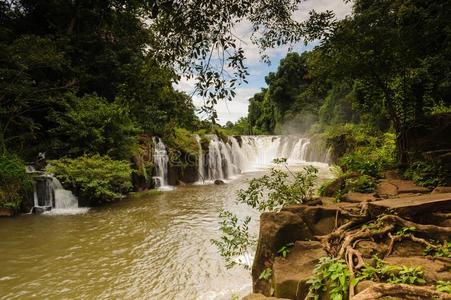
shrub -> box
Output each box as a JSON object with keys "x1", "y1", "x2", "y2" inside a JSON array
[
  {"x1": 340, "y1": 152, "x2": 380, "y2": 177},
  {"x1": 165, "y1": 127, "x2": 200, "y2": 155},
  {"x1": 403, "y1": 160, "x2": 445, "y2": 188},
  {"x1": 0, "y1": 153, "x2": 32, "y2": 210},
  {"x1": 52, "y1": 93, "x2": 140, "y2": 159},
  {"x1": 46, "y1": 155, "x2": 133, "y2": 204},
  {"x1": 345, "y1": 175, "x2": 377, "y2": 193}
]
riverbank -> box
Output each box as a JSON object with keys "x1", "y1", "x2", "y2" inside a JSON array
[{"x1": 245, "y1": 171, "x2": 451, "y2": 300}]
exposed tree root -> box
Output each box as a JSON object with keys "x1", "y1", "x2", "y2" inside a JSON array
[
  {"x1": 379, "y1": 215, "x2": 451, "y2": 237},
  {"x1": 386, "y1": 232, "x2": 439, "y2": 258},
  {"x1": 351, "y1": 283, "x2": 451, "y2": 300},
  {"x1": 337, "y1": 224, "x2": 394, "y2": 258},
  {"x1": 345, "y1": 246, "x2": 365, "y2": 298}
]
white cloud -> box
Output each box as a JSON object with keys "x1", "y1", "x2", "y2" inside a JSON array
[{"x1": 174, "y1": 0, "x2": 352, "y2": 125}]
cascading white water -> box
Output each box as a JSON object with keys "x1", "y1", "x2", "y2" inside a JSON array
[
  {"x1": 194, "y1": 135, "x2": 206, "y2": 182},
  {"x1": 153, "y1": 137, "x2": 170, "y2": 189},
  {"x1": 207, "y1": 136, "x2": 225, "y2": 180},
  {"x1": 203, "y1": 135, "x2": 329, "y2": 182},
  {"x1": 52, "y1": 178, "x2": 78, "y2": 209}
]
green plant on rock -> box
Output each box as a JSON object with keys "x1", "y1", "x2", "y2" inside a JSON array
[
  {"x1": 211, "y1": 210, "x2": 255, "y2": 269},
  {"x1": 424, "y1": 241, "x2": 450, "y2": 258},
  {"x1": 307, "y1": 257, "x2": 350, "y2": 300},
  {"x1": 259, "y1": 267, "x2": 273, "y2": 281},
  {"x1": 403, "y1": 160, "x2": 445, "y2": 188},
  {"x1": 46, "y1": 155, "x2": 133, "y2": 204},
  {"x1": 353, "y1": 256, "x2": 426, "y2": 287},
  {"x1": 436, "y1": 281, "x2": 451, "y2": 294},
  {"x1": 395, "y1": 226, "x2": 416, "y2": 237},
  {"x1": 277, "y1": 243, "x2": 294, "y2": 258},
  {"x1": 344, "y1": 175, "x2": 376, "y2": 193}
]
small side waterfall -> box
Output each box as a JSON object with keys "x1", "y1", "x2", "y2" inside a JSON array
[
  {"x1": 152, "y1": 137, "x2": 171, "y2": 190},
  {"x1": 30, "y1": 172, "x2": 87, "y2": 215}
]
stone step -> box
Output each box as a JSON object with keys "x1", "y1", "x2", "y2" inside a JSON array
[{"x1": 367, "y1": 193, "x2": 451, "y2": 217}]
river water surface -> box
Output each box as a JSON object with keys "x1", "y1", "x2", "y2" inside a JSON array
[{"x1": 0, "y1": 163, "x2": 331, "y2": 300}]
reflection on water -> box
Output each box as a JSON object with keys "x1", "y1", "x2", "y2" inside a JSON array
[{"x1": 0, "y1": 163, "x2": 331, "y2": 300}]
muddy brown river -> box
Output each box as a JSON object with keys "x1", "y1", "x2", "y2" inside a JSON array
[{"x1": 0, "y1": 164, "x2": 330, "y2": 300}]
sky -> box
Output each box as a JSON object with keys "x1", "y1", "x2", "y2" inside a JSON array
[{"x1": 175, "y1": 0, "x2": 352, "y2": 125}]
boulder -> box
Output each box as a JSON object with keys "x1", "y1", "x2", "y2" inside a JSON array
[
  {"x1": 367, "y1": 193, "x2": 451, "y2": 217},
  {"x1": 214, "y1": 179, "x2": 225, "y2": 185},
  {"x1": 342, "y1": 192, "x2": 376, "y2": 203},
  {"x1": 243, "y1": 293, "x2": 289, "y2": 300},
  {"x1": 376, "y1": 180, "x2": 398, "y2": 198},
  {"x1": 272, "y1": 241, "x2": 326, "y2": 299},
  {"x1": 252, "y1": 205, "x2": 348, "y2": 295},
  {"x1": 384, "y1": 256, "x2": 451, "y2": 283},
  {"x1": 388, "y1": 180, "x2": 430, "y2": 194},
  {"x1": 252, "y1": 208, "x2": 314, "y2": 295}
]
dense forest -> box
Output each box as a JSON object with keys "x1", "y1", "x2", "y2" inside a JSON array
[{"x1": 1, "y1": 0, "x2": 451, "y2": 210}]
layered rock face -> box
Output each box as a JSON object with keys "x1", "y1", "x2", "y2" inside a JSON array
[{"x1": 249, "y1": 178, "x2": 451, "y2": 300}]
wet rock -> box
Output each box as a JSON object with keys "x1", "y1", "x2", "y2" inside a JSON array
[
  {"x1": 272, "y1": 241, "x2": 326, "y2": 299},
  {"x1": 342, "y1": 192, "x2": 376, "y2": 203},
  {"x1": 32, "y1": 206, "x2": 52, "y2": 214},
  {"x1": 367, "y1": 192, "x2": 451, "y2": 217},
  {"x1": 384, "y1": 256, "x2": 451, "y2": 283},
  {"x1": 214, "y1": 179, "x2": 225, "y2": 185},
  {"x1": 0, "y1": 207, "x2": 14, "y2": 217}
]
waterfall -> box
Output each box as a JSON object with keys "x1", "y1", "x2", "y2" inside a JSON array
[
  {"x1": 153, "y1": 137, "x2": 171, "y2": 190},
  {"x1": 202, "y1": 135, "x2": 329, "y2": 182},
  {"x1": 30, "y1": 173, "x2": 87, "y2": 215},
  {"x1": 207, "y1": 136, "x2": 225, "y2": 180},
  {"x1": 52, "y1": 178, "x2": 78, "y2": 209},
  {"x1": 194, "y1": 135, "x2": 206, "y2": 182}
]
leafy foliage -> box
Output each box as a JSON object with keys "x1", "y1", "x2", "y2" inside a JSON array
[
  {"x1": 307, "y1": 257, "x2": 351, "y2": 300},
  {"x1": 344, "y1": 175, "x2": 377, "y2": 194},
  {"x1": 277, "y1": 243, "x2": 294, "y2": 258},
  {"x1": 259, "y1": 267, "x2": 273, "y2": 281},
  {"x1": 46, "y1": 155, "x2": 132, "y2": 204},
  {"x1": 211, "y1": 210, "x2": 255, "y2": 269},
  {"x1": 51, "y1": 94, "x2": 139, "y2": 159},
  {"x1": 0, "y1": 153, "x2": 32, "y2": 210},
  {"x1": 213, "y1": 161, "x2": 319, "y2": 269},
  {"x1": 237, "y1": 163, "x2": 318, "y2": 211},
  {"x1": 424, "y1": 241, "x2": 450, "y2": 258},
  {"x1": 436, "y1": 281, "x2": 451, "y2": 294},
  {"x1": 353, "y1": 256, "x2": 426, "y2": 287},
  {"x1": 403, "y1": 160, "x2": 445, "y2": 188}
]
